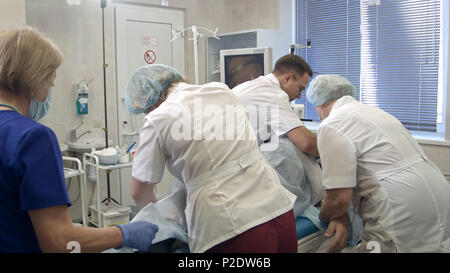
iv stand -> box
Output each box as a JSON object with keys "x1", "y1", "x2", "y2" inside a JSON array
[
  {"x1": 290, "y1": 39, "x2": 312, "y2": 54},
  {"x1": 171, "y1": 25, "x2": 220, "y2": 85},
  {"x1": 100, "y1": 0, "x2": 118, "y2": 205}
]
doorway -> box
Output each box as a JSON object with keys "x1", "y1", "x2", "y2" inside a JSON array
[{"x1": 115, "y1": 4, "x2": 185, "y2": 205}]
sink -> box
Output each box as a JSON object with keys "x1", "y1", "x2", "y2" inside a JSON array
[
  {"x1": 59, "y1": 143, "x2": 69, "y2": 153},
  {"x1": 67, "y1": 138, "x2": 113, "y2": 153}
]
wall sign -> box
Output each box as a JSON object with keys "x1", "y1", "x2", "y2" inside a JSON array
[{"x1": 144, "y1": 50, "x2": 156, "y2": 64}]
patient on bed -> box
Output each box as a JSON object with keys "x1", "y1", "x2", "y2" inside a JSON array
[
  {"x1": 259, "y1": 137, "x2": 363, "y2": 247},
  {"x1": 107, "y1": 137, "x2": 362, "y2": 253}
]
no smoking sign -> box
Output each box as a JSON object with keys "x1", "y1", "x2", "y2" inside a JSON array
[{"x1": 144, "y1": 50, "x2": 156, "y2": 64}]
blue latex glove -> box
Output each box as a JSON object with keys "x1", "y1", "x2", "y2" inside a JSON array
[{"x1": 116, "y1": 221, "x2": 159, "y2": 252}]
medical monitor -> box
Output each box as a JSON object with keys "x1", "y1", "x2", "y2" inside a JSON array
[{"x1": 220, "y1": 47, "x2": 272, "y2": 89}]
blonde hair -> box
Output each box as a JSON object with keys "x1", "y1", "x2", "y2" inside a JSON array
[{"x1": 0, "y1": 26, "x2": 63, "y2": 98}]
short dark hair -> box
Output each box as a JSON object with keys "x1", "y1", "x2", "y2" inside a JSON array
[{"x1": 273, "y1": 54, "x2": 313, "y2": 78}]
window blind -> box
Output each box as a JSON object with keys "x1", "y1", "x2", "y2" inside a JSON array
[
  {"x1": 360, "y1": 0, "x2": 440, "y2": 132},
  {"x1": 295, "y1": 0, "x2": 361, "y2": 122},
  {"x1": 295, "y1": 0, "x2": 440, "y2": 132}
]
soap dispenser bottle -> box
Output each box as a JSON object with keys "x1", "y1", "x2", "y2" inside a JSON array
[{"x1": 76, "y1": 83, "x2": 89, "y2": 115}]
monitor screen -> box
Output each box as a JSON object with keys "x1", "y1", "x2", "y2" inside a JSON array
[{"x1": 224, "y1": 53, "x2": 265, "y2": 89}]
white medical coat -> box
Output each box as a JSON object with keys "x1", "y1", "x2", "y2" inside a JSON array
[
  {"x1": 232, "y1": 73, "x2": 304, "y2": 144},
  {"x1": 132, "y1": 82, "x2": 296, "y2": 253},
  {"x1": 318, "y1": 96, "x2": 450, "y2": 252}
]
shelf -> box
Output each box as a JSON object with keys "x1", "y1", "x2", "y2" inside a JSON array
[
  {"x1": 88, "y1": 217, "x2": 99, "y2": 228},
  {"x1": 64, "y1": 168, "x2": 84, "y2": 179},
  {"x1": 83, "y1": 152, "x2": 133, "y2": 171},
  {"x1": 85, "y1": 161, "x2": 133, "y2": 171}
]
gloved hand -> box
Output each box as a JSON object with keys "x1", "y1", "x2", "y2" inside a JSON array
[{"x1": 116, "y1": 221, "x2": 159, "y2": 252}]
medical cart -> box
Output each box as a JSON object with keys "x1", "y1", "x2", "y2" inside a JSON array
[{"x1": 82, "y1": 153, "x2": 132, "y2": 228}]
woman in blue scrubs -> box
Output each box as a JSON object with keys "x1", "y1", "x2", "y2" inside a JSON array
[{"x1": 0, "y1": 27, "x2": 158, "y2": 253}]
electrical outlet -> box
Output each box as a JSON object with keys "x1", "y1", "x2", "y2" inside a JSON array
[{"x1": 93, "y1": 118, "x2": 102, "y2": 128}]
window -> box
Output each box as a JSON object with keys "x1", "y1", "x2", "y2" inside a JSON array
[
  {"x1": 295, "y1": 0, "x2": 444, "y2": 133},
  {"x1": 295, "y1": 0, "x2": 360, "y2": 122}
]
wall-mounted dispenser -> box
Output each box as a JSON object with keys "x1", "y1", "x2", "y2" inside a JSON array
[{"x1": 76, "y1": 80, "x2": 92, "y2": 115}]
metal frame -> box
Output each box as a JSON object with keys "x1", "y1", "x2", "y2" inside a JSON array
[
  {"x1": 62, "y1": 156, "x2": 87, "y2": 226},
  {"x1": 82, "y1": 153, "x2": 132, "y2": 227}
]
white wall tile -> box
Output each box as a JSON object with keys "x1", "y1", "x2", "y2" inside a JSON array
[{"x1": 0, "y1": 0, "x2": 25, "y2": 29}]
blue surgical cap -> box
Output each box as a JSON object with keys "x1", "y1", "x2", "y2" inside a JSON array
[
  {"x1": 306, "y1": 74, "x2": 356, "y2": 107},
  {"x1": 125, "y1": 64, "x2": 182, "y2": 114}
]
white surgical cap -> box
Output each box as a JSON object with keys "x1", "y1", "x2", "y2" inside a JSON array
[
  {"x1": 125, "y1": 64, "x2": 182, "y2": 114},
  {"x1": 306, "y1": 74, "x2": 356, "y2": 107}
]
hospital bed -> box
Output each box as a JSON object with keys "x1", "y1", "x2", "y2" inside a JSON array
[
  {"x1": 107, "y1": 192, "x2": 360, "y2": 253},
  {"x1": 296, "y1": 216, "x2": 361, "y2": 253},
  {"x1": 145, "y1": 217, "x2": 333, "y2": 253},
  {"x1": 296, "y1": 216, "x2": 322, "y2": 253},
  {"x1": 143, "y1": 215, "x2": 360, "y2": 253},
  {"x1": 109, "y1": 135, "x2": 364, "y2": 253},
  {"x1": 259, "y1": 138, "x2": 362, "y2": 253}
]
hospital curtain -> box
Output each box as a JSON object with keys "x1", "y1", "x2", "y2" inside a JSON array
[
  {"x1": 295, "y1": 0, "x2": 441, "y2": 132},
  {"x1": 295, "y1": 0, "x2": 361, "y2": 122}
]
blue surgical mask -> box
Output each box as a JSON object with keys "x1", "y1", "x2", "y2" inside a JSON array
[{"x1": 27, "y1": 88, "x2": 52, "y2": 121}]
